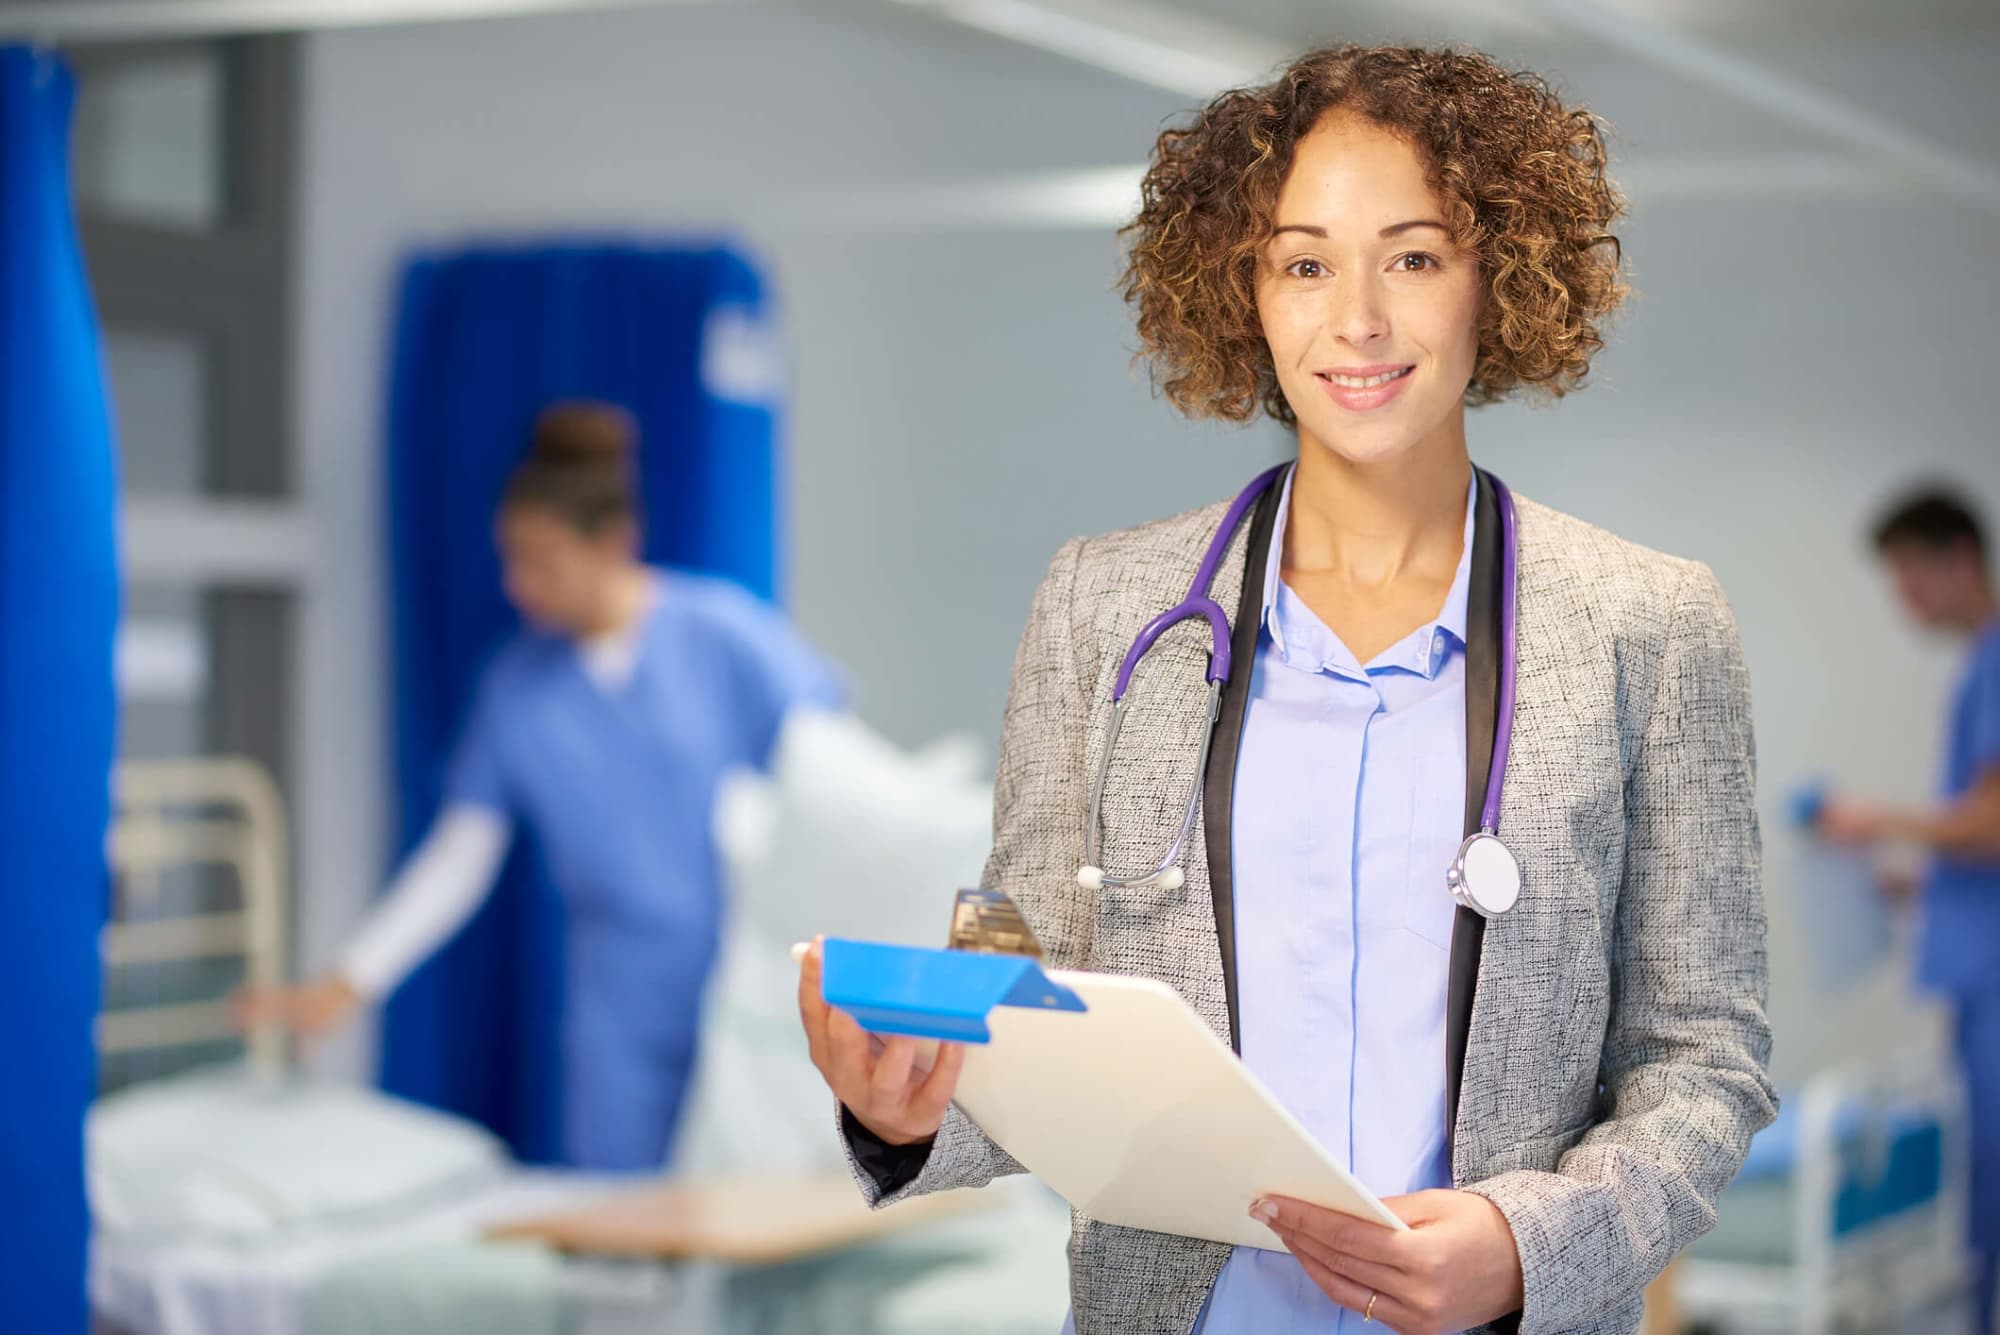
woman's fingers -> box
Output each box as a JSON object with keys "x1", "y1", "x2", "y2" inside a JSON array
[
  {"x1": 1254, "y1": 1197, "x2": 1407, "y2": 1269},
  {"x1": 825, "y1": 1008, "x2": 875, "y2": 1094},
  {"x1": 798, "y1": 936, "x2": 854, "y2": 1082},
  {"x1": 795, "y1": 940, "x2": 957, "y2": 1142},
  {"x1": 908, "y1": 1040, "x2": 965, "y2": 1123},
  {"x1": 870, "y1": 1035, "x2": 919, "y2": 1101},
  {"x1": 1289, "y1": 1248, "x2": 1417, "y2": 1334},
  {"x1": 232, "y1": 981, "x2": 340, "y2": 1034},
  {"x1": 795, "y1": 937, "x2": 828, "y2": 1050},
  {"x1": 1273, "y1": 1222, "x2": 1406, "y2": 1295},
  {"x1": 227, "y1": 986, "x2": 277, "y2": 1030}
]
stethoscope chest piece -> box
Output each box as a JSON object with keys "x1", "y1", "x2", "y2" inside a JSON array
[{"x1": 1446, "y1": 831, "x2": 1522, "y2": 919}]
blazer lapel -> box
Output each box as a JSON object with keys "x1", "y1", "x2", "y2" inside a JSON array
[
  {"x1": 1448, "y1": 469, "x2": 1501, "y2": 1167},
  {"x1": 1203, "y1": 472, "x2": 1284, "y2": 1055}
]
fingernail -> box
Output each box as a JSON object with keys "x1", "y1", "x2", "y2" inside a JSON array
[{"x1": 1250, "y1": 1200, "x2": 1276, "y2": 1224}]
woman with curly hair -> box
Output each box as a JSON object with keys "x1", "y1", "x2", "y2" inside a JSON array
[{"x1": 799, "y1": 44, "x2": 1775, "y2": 1335}]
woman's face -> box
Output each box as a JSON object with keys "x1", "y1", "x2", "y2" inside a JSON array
[
  {"x1": 497, "y1": 506, "x2": 632, "y2": 635},
  {"x1": 1255, "y1": 111, "x2": 1484, "y2": 469}
]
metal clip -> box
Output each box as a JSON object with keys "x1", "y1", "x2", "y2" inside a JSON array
[{"x1": 946, "y1": 887, "x2": 1044, "y2": 958}]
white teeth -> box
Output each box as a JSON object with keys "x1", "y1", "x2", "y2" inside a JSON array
[{"x1": 1325, "y1": 367, "x2": 1410, "y2": 389}]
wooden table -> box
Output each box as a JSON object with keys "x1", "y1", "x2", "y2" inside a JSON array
[{"x1": 487, "y1": 1176, "x2": 988, "y2": 1265}]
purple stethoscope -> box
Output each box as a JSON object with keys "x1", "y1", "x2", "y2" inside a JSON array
[{"x1": 1077, "y1": 463, "x2": 1523, "y2": 920}]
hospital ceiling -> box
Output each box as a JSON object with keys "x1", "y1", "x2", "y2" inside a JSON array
[
  {"x1": 3, "y1": 0, "x2": 1994, "y2": 221},
  {"x1": 7, "y1": 0, "x2": 1998, "y2": 46}
]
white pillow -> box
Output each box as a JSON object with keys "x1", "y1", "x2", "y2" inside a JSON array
[
  {"x1": 679, "y1": 710, "x2": 993, "y2": 1176},
  {"x1": 89, "y1": 1062, "x2": 507, "y2": 1242},
  {"x1": 713, "y1": 709, "x2": 992, "y2": 950}
]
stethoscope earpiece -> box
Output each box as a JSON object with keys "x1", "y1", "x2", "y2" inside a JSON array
[{"x1": 1076, "y1": 864, "x2": 1183, "y2": 893}]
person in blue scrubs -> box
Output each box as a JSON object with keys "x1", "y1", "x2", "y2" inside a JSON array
[
  {"x1": 1817, "y1": 488, "x2": 2000, "y2": 1334},
  {"x1": 238, "y1": 402, "x2": 843, "y2": 1171}
]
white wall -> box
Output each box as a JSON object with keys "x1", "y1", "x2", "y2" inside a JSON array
[{"x1": 294, "y1": 3, "x2": 2000, "y2": 1084}]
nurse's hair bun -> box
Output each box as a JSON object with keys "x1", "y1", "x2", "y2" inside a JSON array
[
  {"x1": 504, "y1": 400, "x2": 640, "y2": 534},
  {"x1": 531, "y1": 401, "x2": 636, "y2": 462}
]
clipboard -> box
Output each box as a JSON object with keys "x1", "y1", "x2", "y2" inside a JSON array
[{"x1": 819, "y1": 930, "x2": 1404, "y2": 1251}]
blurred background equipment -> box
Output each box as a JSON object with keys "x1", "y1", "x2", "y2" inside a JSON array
[{"x1": 1677, "y1": 1048, "x2": 1972, "y2": 1335}]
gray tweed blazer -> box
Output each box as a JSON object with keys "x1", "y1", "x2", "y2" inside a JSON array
[{"x1": 846, "y1": 471, "x2": 1777, "y2": 1335}]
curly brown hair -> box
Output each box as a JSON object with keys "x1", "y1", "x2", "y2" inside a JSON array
[{"x1": 1121, "y1": 45, "x2": 1628, "y2": 423}]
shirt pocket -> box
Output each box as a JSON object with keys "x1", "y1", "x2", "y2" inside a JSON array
[{"x1": 1401, "y1": 750, "x2": 1464, "y2": 951}]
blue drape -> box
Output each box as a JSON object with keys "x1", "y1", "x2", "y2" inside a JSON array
[
  {"x1": 382, "y1": 241, "x2": 780, "y2": 1162},
  {"x1": 0, "y1": 47, "x2": 119, "y2": 1332}
]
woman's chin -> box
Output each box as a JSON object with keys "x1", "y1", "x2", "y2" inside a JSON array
[{"x1": 1297, "y1": 422, "x2": 1437, "y2": 470}]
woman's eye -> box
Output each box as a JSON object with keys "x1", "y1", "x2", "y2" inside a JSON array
[
  {"x1": 1394, "y1": 252, "x2": 1440, "y2": 272},
  {"x1": 1285, "y1": 258, "x2": 1325, "y2": 279}
]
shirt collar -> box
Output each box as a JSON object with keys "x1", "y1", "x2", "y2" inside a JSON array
[{"x1": 1259, "y1": 464, "x2": 1478, "y2": 676}]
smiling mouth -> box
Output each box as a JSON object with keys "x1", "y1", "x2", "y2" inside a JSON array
[{"x1": 1317, "y1": 366, "x2": 1414, "y2": 389}]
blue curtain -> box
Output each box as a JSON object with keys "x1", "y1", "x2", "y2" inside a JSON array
[
  {"x1": 0, "y1": 47, "x2": 119, "y2": 1332},
  {"x1": 382, "y1": 241, "x2": 781, "y2": 1162}
]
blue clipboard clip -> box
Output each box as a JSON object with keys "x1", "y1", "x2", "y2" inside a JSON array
[{"x1": 818, "y1": 889, "x2": 1088, "y2": 1043}]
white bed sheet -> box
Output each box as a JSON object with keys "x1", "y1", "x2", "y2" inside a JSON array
[
  {"x1": 96, "y1": 1173, "x2": 1072, "y2": 1335},
  {"x1": 91, "y1": 1170, "x2": 646, "y2": 1335},
  {"x1": 90, "y1": 1063, "x2": 511, "y2": 1241}
]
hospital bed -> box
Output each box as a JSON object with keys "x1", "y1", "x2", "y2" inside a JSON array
[
  {"x1": 1673, "y1": 1047, "x2": 1974, "y2": 1335},
  {"x1": 90, "y1": 743, "x2": 1074, "y2": 1335},
  {"x1": 98, "y1": 757, "x2": 288, "y2": 1085},
  {"x1": 90, "y1": 757, "x2": 690, "y2": 1335}
]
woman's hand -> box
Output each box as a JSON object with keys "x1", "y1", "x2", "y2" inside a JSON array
[
  {"x1": 796, "y1": 937, "x2": 966, "y2": 1147},
  {"x1": 1252, "y1": 1189, "x2": 1524, "y2": 1335},
  {"x1": 1813, "y1": 792, "x2": 1896, "y2": 847},
  {"x1": 1876, "y1": 862, "x2": 1923, "y2": 904},
  {"x1": 229, "y1": 974, "x2": 362, "y2": 1041}
]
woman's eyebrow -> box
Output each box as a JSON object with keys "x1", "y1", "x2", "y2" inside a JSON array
[
  {"x1": 1380, "y1": 219, "x2": 1450, "y2": 238},
  {"x1": 1269, "y1": 219, "x2": 1450, "y2": 240}
]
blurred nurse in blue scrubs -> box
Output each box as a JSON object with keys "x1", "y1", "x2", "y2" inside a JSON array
[
  {"x1": 1815, "y1": 488, "x2": 2000, "y2": 1335},
  {"x1": 237, "y1": 402, "x2": 844, "y2": 1171}
]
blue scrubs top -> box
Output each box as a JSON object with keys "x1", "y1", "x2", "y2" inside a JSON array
[
  {"x1": 1918, "y1": 620, "x2": 2000, "y2": 1287},
  {"x1": 1917, "y1": 619, "x2": 2000, "y2": 996},
  {"x1": 446, "y1": 571, "x2": 844, "y2": 1171}
]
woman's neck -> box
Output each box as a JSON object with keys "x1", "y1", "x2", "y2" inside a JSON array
[
  {"x1": 1283, "y1": 436, "x2": 1473, "y2": 589},
  {"x1": 579, "y1": 565, "x2": 657, "y2": 641}
]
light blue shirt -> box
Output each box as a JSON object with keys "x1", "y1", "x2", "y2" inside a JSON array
[{"x1": 1196, "y1": 469, "x2": 1474, "y2": 1333}]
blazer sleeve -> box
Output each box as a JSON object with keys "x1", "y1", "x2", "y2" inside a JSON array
[
  {"x1": 840, "y1": 536, "x2": 1095, "y2": 1206},
  {"x1": 1464, "y1": 561, "x2": 1779, "y2": 1333}
]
